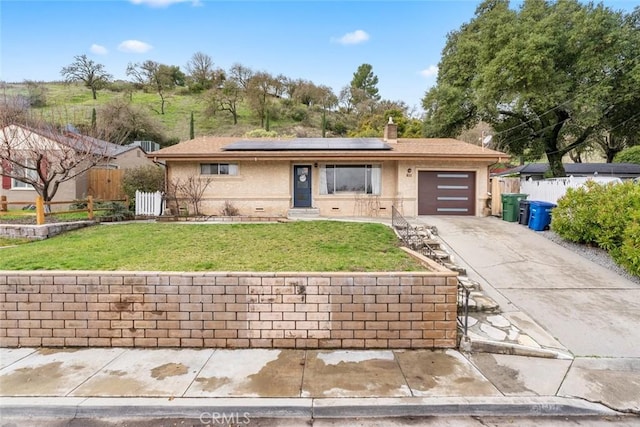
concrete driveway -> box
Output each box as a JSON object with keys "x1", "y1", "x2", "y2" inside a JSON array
[
  {"x1": 419, "y1": 216, "x2": 640, "y2": 413},
  {"x1": 421, "y1": 216, "x2": 640, "y2": 358}
]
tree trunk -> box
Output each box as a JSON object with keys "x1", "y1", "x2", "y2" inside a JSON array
[
  {"x1": 546, "y1": 150, "x2": 566, "y2": 177},
  {"x1": 91, "y1": 87, "x2": 97, "y2": 100},
  {"x1": 322, "y1": 109, "x2": 326, "y2": 138}
]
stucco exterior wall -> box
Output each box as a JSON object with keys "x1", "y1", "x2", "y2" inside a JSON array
[
  {"x1": 165, "y1": 159, "x2": 492, "y2": 218},
  {"x1": 112, "y1": 148, "x2": 154, "y2": 170},
  {"x1": 168, "y1": 160, "x2": 291, "y2": 216},
  {"x1": 0, "y1": 178, "x2": 78, "y2": 212}
]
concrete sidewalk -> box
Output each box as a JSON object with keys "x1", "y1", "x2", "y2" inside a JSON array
[
  {"x1": 2, "y1": 215, "x2": 640, "y2": 424},
  {"x1": 0, "y1": 347, "x2": 620, "y2": 421},
  {"x1": 421, "y1": 216, "x2": 640, "y2": 415}
]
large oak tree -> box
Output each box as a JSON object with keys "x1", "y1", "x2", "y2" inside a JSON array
[
  {"x1": 422, "y1": 0, "x2": 640, "y2": 176},
  {"x1": 126, "y1": 60, "x2": 186, "y2": 115},
  {"x1": 60, "y1": 55, "x2": 112, "y2": 100}
]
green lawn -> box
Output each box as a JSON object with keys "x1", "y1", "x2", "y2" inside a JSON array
[
  {"x1": 0, "y1": 221, "x2": 426, "y2": 272},
  {"x1": 0, "y1": 237, "x2": 30, "y2": 247}
]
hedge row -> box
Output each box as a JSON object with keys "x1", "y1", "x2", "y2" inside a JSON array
[{"x1": 551, "y1": 180, "x2": 640, "y2": 277}]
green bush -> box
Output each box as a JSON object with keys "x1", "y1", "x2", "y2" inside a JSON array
[
  {"x1": 615, "y1": 212, "x2": 640, "y2": 276},
  {"x1": 289, "y1": 106, "x2": 308, "y2": 123},
  {"x1": 68, "y1": 200, "x2": 133, "y2": 221},
  {"x1": 95, "y1": 201, "x2": 133, "y2": 221},
  {"x1": 593, "y1": 182, "x2": 640, "y2": 251},
  {"x1": 614, "y1": 145, "x2": 640, "y2": 164},
  {"x1": 552, "y1": 180, "x2": 640, "y2": 276},
  {"x1": 244, "y1": 129, "x2": 278, "y2": 138},
  {"x1": 122, "y1": 165, "x2": 166, "y2": 204},
  {"x1": 551, "y1": 181, "x2": 603, "y2": 244}
]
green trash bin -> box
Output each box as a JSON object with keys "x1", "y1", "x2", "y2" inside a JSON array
[{"x1": 501, "y1": 193, "x2": 528, "y2": 222}]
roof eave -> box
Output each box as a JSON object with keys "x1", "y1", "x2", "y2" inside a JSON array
[{"x1": 150, "y1": 151, "x2": 507, "y2": 161}]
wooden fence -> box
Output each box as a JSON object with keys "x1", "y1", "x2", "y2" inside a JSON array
[
  {"x1": 490, "y1": 177, "x2": 520, "y2": 216},
  {"x1": 87, "y1": 169, "x2": 125, "y2": 200},
  {"x1": 0, "y1": 195, "x2": 129, "y2": 225}
]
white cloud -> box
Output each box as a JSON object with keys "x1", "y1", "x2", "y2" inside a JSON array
[
  {"x1": 332, "y1": 30, "x2": 370, "y2": 45},
  {"x1": 118, "y1": 40, "x2": 153, "y2": 53},
  {"x1": 90, "y1": 44, "x2": 108, "y2": 55},
  {"x1": 420, "y1": 65, "x2": 438, "y2": 78},
  {"x1": 129, "y1": 0, "x2": 201, "y2": 7}
]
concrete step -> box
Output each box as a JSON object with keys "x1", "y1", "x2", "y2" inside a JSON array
[
  {"x1": 432, "y1": 249, "x2": 450, "y2": 261},
  {"x1": 445, "y1": 264, "x2": 467, "y2": 275},
  {"x1": 287, "y1": 208, "x2": 320, "y2": 218},
  {"x1": 465, "y1": 292, "x2": 500, "y2": 313},
  {"x1": 423, "y1": 239, "x2": 442, "y2": 250}
]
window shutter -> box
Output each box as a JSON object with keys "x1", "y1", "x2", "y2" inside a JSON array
[
  {"x1": 1, "y1": 160, "x2": 11, "y2": 189},
  {"x1": 39, "y1": 158, "x2": 49, "y2": 181}
]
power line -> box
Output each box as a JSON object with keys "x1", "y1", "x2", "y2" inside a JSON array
[{"x1": 489, "y1": 51, "x2": 640, "y2": 140}]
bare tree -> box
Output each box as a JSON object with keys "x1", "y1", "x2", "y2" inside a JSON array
[
  {"x1": 23, "y1": 80, "x2": 48, "y2": 107},
  {"x1": 170, "y1": 175, "x2": 213, "y2": 216},
  {"x1": 185, "y1": 52, "x2": 224, "y2": 92},
  {"x1": 97, "y1": 98, "x2": 167, "y2": 145},
  {"x1": 204, "y1": 80, "x2": 243, "y2": 125},
  {"x1": 60, "y1": 55, "x2": 112, "y2": 100},
  {"x1": 228, "y1": 63, "x2": 254, "y2": 90},
  {"x1": 272, "y1": 74, "x2": 288, "y2": 98},
  {"x1": 0, "y1": 104, "x2": 128, "y2": 206},
  {"x1": 126, "y1": 60, "x2": 186, "y2": 114},
  {"x1": 246, "y1": 72, "x2": 275, "y2": 128}
]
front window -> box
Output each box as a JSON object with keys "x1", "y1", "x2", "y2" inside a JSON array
[
  {"x1": 320, "y1": 164, "x2": 381, "y2": 195},
  {"x1": 12, "y1": 163, "x2": 36, "y2": 190},
  {"x1": 200, "y1": 163, "x2": 238, "y2": 176}
]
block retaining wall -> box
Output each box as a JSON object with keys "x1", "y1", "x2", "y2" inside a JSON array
[
  {"x1": 0, "y1": 221, "x2": 95, "y2": 240},
  {"x1": 0, "y1": 270, "x2": 458, "y2": 349}
]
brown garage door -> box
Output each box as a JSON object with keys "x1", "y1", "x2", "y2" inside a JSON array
[{"x1": 418, "y1": 171, "x2": 476, "y2": 215}]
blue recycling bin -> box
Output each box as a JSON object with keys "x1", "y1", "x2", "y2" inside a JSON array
[{"x1": 528, "y1": 201, "x2": 556, "y2": 231}]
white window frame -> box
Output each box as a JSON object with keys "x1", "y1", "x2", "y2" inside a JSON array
[
  {"x1": 12, "y1": 162, "x2": 36, "y2": 190},
  {"x1": 320, "y1": 164, "x2": 381, "y2": 195},
  {"x1": 200, "y1": 163, "x2": 238, "y2": 176}
]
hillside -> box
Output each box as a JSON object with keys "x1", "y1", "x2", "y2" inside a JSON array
[{"x1": 1, "y1": 81, "x2": 376, "y2": 145}]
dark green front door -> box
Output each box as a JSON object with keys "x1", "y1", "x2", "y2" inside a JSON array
[{"x1": 293, "y1": 165, "x2": 312, "y2": 208}]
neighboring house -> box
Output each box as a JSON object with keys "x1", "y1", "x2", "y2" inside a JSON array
[
  {"x1": 0, "y1": 124, "x2": 154, "y2": 205},
  {"x1": 496, "y1": 163, "x2": 640, "y2": 181},
  {"x1": 149, "y1": 121, "x2": 507, "y2": 218}
]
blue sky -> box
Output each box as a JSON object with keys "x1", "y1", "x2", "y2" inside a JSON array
[{"x1": 1, "y1": 0, "x2": 638, "y2": 112}]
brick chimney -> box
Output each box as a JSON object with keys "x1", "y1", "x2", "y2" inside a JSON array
[{"x1": 383, "y1": 117, "x2": 397, "y2": 143}]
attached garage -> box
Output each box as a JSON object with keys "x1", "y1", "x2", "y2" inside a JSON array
[{"x1": 418, "y1": 171, "x2": 476, "y2": 215}]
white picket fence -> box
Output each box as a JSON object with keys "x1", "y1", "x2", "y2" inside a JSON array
[
  {"x1": 135, "y1": 190, "x2": 164, "y2": 216},
  {"x1": 520, "y1": 176, "x2": 622, "y2": 204}
]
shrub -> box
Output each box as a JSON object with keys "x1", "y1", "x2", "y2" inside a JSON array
[
  {"x1": 614, "y1": 145, "x2": 640, "y2": 164},
  {"x1": 220, "y1": 200, "x2": 240, "y2": 216},
  {"x1": 122, "y1": 165, "x2": 166, "y2": 206},
  {"x1": 95, "y1": 201, "x2": 133, "y2": 222},
  {"x1": 552, "y1": 180, "x2": 640, "y2": 276},
  {"x1": 289, "y1": 106, "x2": 308, "y2": 123},
  {"x1": 551, "y1": 181, "x2": 603, "y2": 244},
  {"x1": 69, "y1": 200, "x2": 132, "y2": 221},
  {"x1": 593, "y1": 181, "x2": 640, "y2": 251},
  {"x1": 245, "y1": 129, "x2": 278, "y2": 138},
  {"x1": 615, "y1": 211, "x2": 640, "y2": 276}
]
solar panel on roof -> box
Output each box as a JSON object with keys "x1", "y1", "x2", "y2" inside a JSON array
[{"x1": 222, "y1": 138, "x2": 392, "y2": 151}]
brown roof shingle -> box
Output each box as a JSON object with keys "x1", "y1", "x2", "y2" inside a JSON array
[{"x1": 149, "y1": 136, "x2": 507, "y2": 161}]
